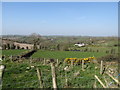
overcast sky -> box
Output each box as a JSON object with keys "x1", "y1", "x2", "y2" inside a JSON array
[{"x1": 2, "y1": 2, "x2": 118, "y2": 36}]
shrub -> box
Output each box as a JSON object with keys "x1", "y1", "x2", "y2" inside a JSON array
[{"x1": 97, "y1": 54, "x2": 118, "y2": 63}]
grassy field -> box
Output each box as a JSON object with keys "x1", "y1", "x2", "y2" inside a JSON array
[
  {"x1": 2, "y1": 48, "x2": 118, "y2": 88},
  {"x1": 31, "y1": 50, "x2": 108, "y2": 60},
  {"x1": 2, "y1": 50, "x2": 28, "y2": 56},
  {"x1": 69, "y1": 46, "x2": 118, "y2": 53},
  {"x1": 1, "y1": 36, "x2": 118, "y2": 88},
  {"x1": 2, "y1": 59, "x2": 104, "y2": 88}
]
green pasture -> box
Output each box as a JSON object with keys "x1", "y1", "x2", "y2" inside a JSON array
[
  {"x1": 2, "y1": 49, "x2": 117, "y2": 88},
  {"x1": 31, "y1": 50, "x2": 108, "y2": 60},
  {"x1": 2, "y1": 50, "x2": 28, "y2": 56},
  {"x1": 74, "y1": 46, "x2": 118, "y2": 53}
]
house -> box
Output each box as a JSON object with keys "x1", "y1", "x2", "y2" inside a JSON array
[{"x1": 74, "y1": 43, "x2": 85, "y2": 47}]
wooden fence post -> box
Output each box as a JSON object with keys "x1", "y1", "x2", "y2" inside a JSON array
[
  {"x1": 51, "y1": 63, "x2": 57, "y2": 89},
  {"x1": 36, "y1": 68, "x2": 43, "y2": 88},
  {"x1": 71, "y1": 60, "x2": 73, "y2": 67},
  {"x1": 100, "y1": 60, "x2": 103, "y2": 74},
  {"x1": 0, "y1": 65, "x2": 5, "y2": 89},
  {"x1": 56, "y1": 59, "x2": 59, "y2": 67},
  {"x1": 82, "y1": 60, "x2": 85, "y2": 71},
  {"x1": 62, "y1": 60, "x2": 66, "y2": 70},
  {"x1": 65, "y1": 71, "x2": 68, "y2": 87},
  {"x1": 94, "y1": 75, "x2": 106, "y2": 88}
]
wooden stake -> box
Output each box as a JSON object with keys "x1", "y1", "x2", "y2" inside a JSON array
[
  {"x1": 51, "y1": 63, "x2": 57, "y2": 89},
  {"x1": 43, "y1": 58, "x2": 46, "y2": 65},
  {"x1": 56, "y1": 59, "x2": 59, "y2": 67},
  {"x1": 82, "y1": 60, "x2": 85, "y2": 71},
  {"x1": 106, "y1": 72, "x2": 120, "y2": 85},
  {"x1": 36, "y1": 68, "x2": 43, "y2": 88},
  {"x1": 100, "y1": 60, "x2": 103, "y2": 74},
  {"x1": 0, "y1": 65, "x2": 5, "y2": 89},
  {"x1": 63, "y1": 60, "x2": 66, "y2": 70},
  {"x1": 65, "y1": 71, "x2": 68, "y2": 87},
  {"x1": 71, "y1": 60, "x2": 73, "y2": 67},
  {"x1": 94, "y1": 75, "x2": 106, "y2": 88}
]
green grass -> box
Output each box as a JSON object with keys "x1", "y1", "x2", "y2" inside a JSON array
[
  {"x1": 2, "y1": 48, "x2": 117, "y2": 88},
  {"x1": 2, "y1": 49, "x2": 115, "y2": 88},
  {"x1": 31, "y1": 50, "x2": 108, "y2": 60},
  {"x1": 2, "y1": 60, "x2": 39, "y2": 88},
  {"x1": 2, "y1": 59, "x2": 103, "y2": 88},
  {"x1": 2, "y1": 50, "x2": 28, "y2": 56}
]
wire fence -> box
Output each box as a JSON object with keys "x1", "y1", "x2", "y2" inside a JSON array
[{"x1": 1, "y1": 58, "x2": 119, "y2": 88}]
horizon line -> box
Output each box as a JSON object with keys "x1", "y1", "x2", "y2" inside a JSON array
[{"x1": 1, "y1": 34, "x2": 118, "y2": 37}]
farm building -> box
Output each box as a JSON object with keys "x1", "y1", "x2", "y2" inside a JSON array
[{"x1": 74, "y1": 43, "x2": 85, "y2": 47}]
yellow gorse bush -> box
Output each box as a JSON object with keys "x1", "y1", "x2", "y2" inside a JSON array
[{"x1": 64, "y1": 57, "x2": 95, "y2": 64}]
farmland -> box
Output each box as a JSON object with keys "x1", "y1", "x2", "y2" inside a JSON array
[
  {"x1": 2, "y1": 49, "x2": 118, "y2": 88},
  {"x1": 31, "y1": 50, "x2": 108, "y2": 60},
  {"x1": 2, "y1": 57, "x2": 104, "y2": 88},
  {"x1": 1, "y1": 35, "x2": 119, "y2": 89},
  {"x1": 1, "y1": 1, "x2": 119, "y2": 89},
  {"x1": 2, "y1": 50, "x2": 28, "y2": 56}
]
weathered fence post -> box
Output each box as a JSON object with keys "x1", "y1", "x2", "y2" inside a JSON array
[
  {"x1": 94, "y1": 75, "x2": 106, "y2": 88},
  {"x1": 51, "y1": 63, "x2": 57, "y2": 89},
  {"x1": 65, "y1": 71, "x2": 68, "y2": 87},
  {"x1": 0, "y1": 65, "x2": 5, "y2": 90},
  {"x1": 57, "y1": 59, "x2": 59, "y2": 66},
  {"x1": 82, "y1": 60, "x2": 85, "y2": 71},
  {"x1": 36, "y1": 68, "x2": 43, "y2": 88},
  {"x1": 56, "y1": 59, "x2": 59, "y2": 67},
  {"x1": 63, "y1": 60, "x2": 66, "y2": 68},
  {"x1": 71, "y1": 60, "x2": 74, "y2": 67},
  {"x1": 100, "y1": 60, "x2": 103, "y2": 74}
]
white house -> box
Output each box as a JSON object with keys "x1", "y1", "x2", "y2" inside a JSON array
[{"x1": 74, "y1": 43, "x2": 85, "y2": 47}]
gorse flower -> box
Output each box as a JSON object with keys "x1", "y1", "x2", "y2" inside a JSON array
[{"x1": 64, "y1": 57, "x2": 95, "y2": 64}]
